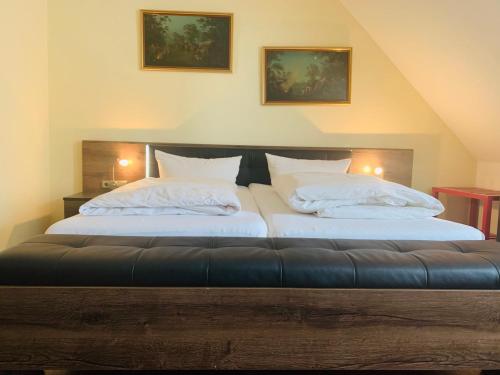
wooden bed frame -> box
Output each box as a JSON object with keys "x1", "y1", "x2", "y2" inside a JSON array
[
  {"x1": 1, "y1": 142, "x2": 498, "y2": 372},
  {"x1": 1, "y1": 287, "x2": 500, "y2": 371},
  {"x1": 81, "y1": 140, "x2": 414, "y2": 191}
]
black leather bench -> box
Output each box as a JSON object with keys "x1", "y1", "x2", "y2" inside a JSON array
[{"x1": 1, "y1": 234, "x2": 499, "y2": 288}]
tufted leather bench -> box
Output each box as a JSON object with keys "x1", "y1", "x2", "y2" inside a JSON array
[{"x1": 1, "y1": 234, "x2": 500, "y2": 289}]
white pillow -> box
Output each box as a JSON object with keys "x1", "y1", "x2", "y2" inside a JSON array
[
  {"x1": 155, "y1": 150, "x2": 242, "y2": 184},
  {"x1": 265, "y1": 153, "x2": 351, "y2": 182}
]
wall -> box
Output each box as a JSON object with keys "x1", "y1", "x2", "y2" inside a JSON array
[
  {"x1": 340, "y1": 0, "x2": 500, "y2": 164},
  {"x1": 0, "y1": 0, "x2": 51, "y2": 248},
  {"x1": 47, "y1": 0, "x2": 476, "y2": 222}
]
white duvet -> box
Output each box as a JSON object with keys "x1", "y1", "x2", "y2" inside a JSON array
[
  {"x1": 273, "y1": 172, "x2": 444, "y2": 219},
  {"x1": 79, "y1": 177, "x2": 241, "y2": 216}
]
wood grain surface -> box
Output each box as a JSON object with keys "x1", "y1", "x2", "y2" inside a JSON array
[
  {"x1": 1, "y1": 287, "x2": 499, "y2": 371},
  {"x1": 82, "y1": 141, "x2": 146, "y2": 192}
]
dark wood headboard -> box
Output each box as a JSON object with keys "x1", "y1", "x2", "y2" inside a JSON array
[{"x1": 82, "y1": 141, "x2": 413, "y2": 192}]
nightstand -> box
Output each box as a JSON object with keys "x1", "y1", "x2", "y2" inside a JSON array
[
  {"x1": 63, "y1": 192, "x2": 103, "y2": 218},
  {"x1": 432, "y1": 187, "x2": 500, "y2": 239}
]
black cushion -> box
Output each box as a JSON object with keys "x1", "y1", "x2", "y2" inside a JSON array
[{"x1": 1, "y1": 234, "x2": 499, "y2": 289}]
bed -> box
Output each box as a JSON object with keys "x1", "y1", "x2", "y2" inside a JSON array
[
  {"x1": 250, "y1": 183, "x2": 484, "y2": 240},
  {"x1": 47, "y1": 182, "x2": 484, "y2": 240},
  {"x1": 1, "y1": 142, "x2": 499, "y2": 373},
  {"x1": 47, "y1": 186, "x2": 268, "y2": 237},
  {"x1": 47, "y1": 141, "x2": 483, "y2": 241},
  {"x1": 1, "y1": 235, "x2": 500, "y2": 372}
]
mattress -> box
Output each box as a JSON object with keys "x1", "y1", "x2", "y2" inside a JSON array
[
  {"x1": 249, "y1": 183, "x2": 485, "y2": 241},
  {"x1": 46, "y1": 187, "x2": 268, "y2": 237}
]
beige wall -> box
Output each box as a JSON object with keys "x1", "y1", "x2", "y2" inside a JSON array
[
  {"x1": 0, "y1": 0, "x2": 51, "y2": 248},
  {"x1": 341, "y1": 0, "x2": 500, "y2": 164},
  {"x1": 47, "y1": 0, "x2": 475, "y2": 222}
]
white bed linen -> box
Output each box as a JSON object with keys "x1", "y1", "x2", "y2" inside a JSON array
[
  {"x1": 47, "y1": 187, "x2": 267, "y2": 237},
  {"x1": 155, "y1": 150, "x2": 242, "y2": 183},
  {"x1": 250, "y1": 184, "x2": 485, "y2": 241},
  {"x1": 79, "y1": 177, "x2": 241, "y2": 216},
  {"x1": 265, "y1": 153, "x2": 351, "y2": 181},
  {"x1": 272, "y1": 172, "x2": 444, "y2": 219}
]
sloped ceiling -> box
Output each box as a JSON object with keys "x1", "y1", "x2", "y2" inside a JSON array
[{"x1": 341, "y1": 0, "x2": 500, "y2": 162}]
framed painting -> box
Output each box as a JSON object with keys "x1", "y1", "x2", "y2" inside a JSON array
[
  {"x1": 262, "y1": 47, "x2": 352, "y2": 105},
  {"x1": 141, "y1": 10, "x2": 233, "y2": 72}
]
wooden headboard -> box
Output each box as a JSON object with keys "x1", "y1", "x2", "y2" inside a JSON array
[{"x1": 82, "y1": 141, "x2": 413, "y2": 192}]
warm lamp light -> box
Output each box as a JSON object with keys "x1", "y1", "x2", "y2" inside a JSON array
[
  {"x1": 102, "y1": 158, "x2": 131, "y2": 189},
  {"x1": 362, "y1": 165, "x2": 372, "y2": 174},
  {"x1": 374, "y1": 167, "x2": 384, "y2": 176},
  {"x1": 361, "y1": 165, "x2": 384, "y2": 178},
  {"x1": 118, "y1": 159, "x2": 130, "y2": 167}
]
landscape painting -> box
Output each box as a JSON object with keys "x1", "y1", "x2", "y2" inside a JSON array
[
  {"x1": 263, "y1": 47, "x2": 351, "y2": 104},
  {"x1": 142, "y1": 10, "x2": 232, "y2": 71}
]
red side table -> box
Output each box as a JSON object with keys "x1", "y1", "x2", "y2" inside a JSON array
[{"x1": 432, "y1": 187, "x2": 500, "y2": 239}]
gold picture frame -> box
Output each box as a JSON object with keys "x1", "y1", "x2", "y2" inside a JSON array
[
  {"x1": 261, "y1": 47, "x2": 352, "y2": 105},
  {"x1": 141, "y1": 10, "x2": 233, "y2": 72}
]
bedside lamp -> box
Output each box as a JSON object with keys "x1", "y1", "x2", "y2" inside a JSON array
[
  {"x1": 361, "y1": 165, "x2": 384, "y2": 178},
  {"x1": 374, "y1": 167, "x2": 384, "y2": 177},
  {"x1": 102, "y1": 158, "x2": 131, "y2": 189},
  {"x1": 118, "y1": 159, "x2": 130, "y2": 167}
]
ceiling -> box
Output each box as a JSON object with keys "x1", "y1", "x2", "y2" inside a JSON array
[{"x1": 341, "y1": 0, "x2": 500, "y2": 162}]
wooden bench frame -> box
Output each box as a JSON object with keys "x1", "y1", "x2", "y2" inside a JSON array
[{"x1": 1, "y1": 287, "x2": 500, "y2": 371}]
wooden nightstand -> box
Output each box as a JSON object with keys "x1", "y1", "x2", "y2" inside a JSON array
[
  {"x1": 63, "y1": 192, "x2": 103, "y2": 218},
  {"x1": 498, "y1": 214, "x2": 500, "y2": 242},
  {"x1": 432, "y1": 187, "x2": 500, "y2": 240}
]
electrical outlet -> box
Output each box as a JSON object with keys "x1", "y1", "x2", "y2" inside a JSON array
[{"x1": 102, "y1": 180, "x2": 128, "y2": 189}]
